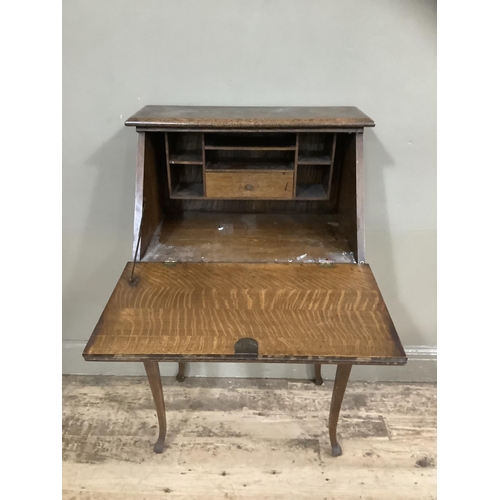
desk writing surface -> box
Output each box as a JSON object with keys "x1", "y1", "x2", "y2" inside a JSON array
[
  {"x1": 125, "y1": 106, "x2": 375, "y2": 129},
  {"x1": 142, "y1": 213, "x2": 355, "y2": 264},
  {"x1": 83, "y1": 263, "x2": 406, "y2": 365}
]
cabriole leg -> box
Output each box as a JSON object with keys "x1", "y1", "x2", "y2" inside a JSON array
[
  {"x1": 176, "y1": 361, "x2": 187, "y2": 382},
  {"x1": 329, "y1": 363, "x2": 352, "y2": 457},
  {"x1": 144, "y1": 361, "x2": 167, "y2": 453},
  {"x1": 314, "y1": 363, "x2": 324, "y2": 385}
]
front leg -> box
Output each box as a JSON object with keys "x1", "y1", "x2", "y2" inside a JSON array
[
  {"x1": 328, "y1": 363, "x2": 352, "y2": 457},
  {"x1": 144, "y1": 361, "x2": 167, "y2": 453}
]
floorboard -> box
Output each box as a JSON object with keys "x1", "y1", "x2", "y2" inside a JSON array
[{"x1": 62, "y1": 376, "x2": 436, "y2": 499}]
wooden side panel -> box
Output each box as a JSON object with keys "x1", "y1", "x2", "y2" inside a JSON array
[
  {"x1": 336, "y1": 132, "x2": 365, "y2": 262},
  {"x1": 355, "y1": 133, "x2": 365, "y2": 262},
  {"x1": 132, "y1": 133, "x2": 145, "y2": 258},
  {"x1": 133, "y1": 132, "x2": 165, "y2": 259}
]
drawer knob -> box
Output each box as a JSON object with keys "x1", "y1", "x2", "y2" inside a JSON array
[{"x1": 244, "y1": 184, "x2": 254, "y2": 191}]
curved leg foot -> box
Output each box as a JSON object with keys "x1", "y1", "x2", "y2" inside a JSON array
[
  {"x1": 329, "y1": 364, "x2": 352, "y2": 458},
  {"x1": 153, "y1": 439, "x2": 165, "y2": 454},
  {"x1": 144, "y1": 361, "x2": 167, "y2": 454},
  {"x1": 314, "y1": 363, "x2": 323, "y2": 386},
  {"x1": 176, "y1": 362, "x2": 187, "y2": 383},
  {"x1": 331, "y1": 442, "x2": 343, "y2": 457}
]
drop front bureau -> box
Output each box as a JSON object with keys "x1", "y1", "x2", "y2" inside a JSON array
[{"x1": 83, "y1": 106, "x2": 407, "y2": 457}]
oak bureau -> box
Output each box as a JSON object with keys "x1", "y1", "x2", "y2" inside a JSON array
[{"x1": 83, "y1": 106, "x2": 407, "y2": 457}]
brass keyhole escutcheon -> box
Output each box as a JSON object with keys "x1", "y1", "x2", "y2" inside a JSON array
[
  {"x1": 244, "y1": 184, "x2": 254, "y2": 191},
  {"x1": 234, "y1": 338, "x2": 258, "y2": 357}
]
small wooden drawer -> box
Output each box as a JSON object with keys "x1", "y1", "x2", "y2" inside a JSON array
[{"x1": 205, "y1": 171, "x2": 293, "y2": 199}]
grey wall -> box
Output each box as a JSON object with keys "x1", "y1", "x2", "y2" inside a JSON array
[{"x1": 63, "y1": 0, "x2": 436, "y2": 381}]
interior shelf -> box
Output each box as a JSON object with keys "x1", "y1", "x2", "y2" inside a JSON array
[
  {"x1": 297, "y1": 154, "x2": 332, "y2": 165},
  {"x1": 166, "y1": 131, "x2": 337, "y2": 202},
  {"x1": 206, "y1": 161, "x2": 294, "y2": 171},
  {"x1": 171, "y1": 182, "x2": 204, "y2": 199},
  {"x1": 167, "y1": 133, "x2": 202, "y2": 162},
  {"x1": 205, "y1": 133, "x2": 295, "y2": 150},
  {"x1": 296, "y1": 184, "x2": 329, "y2": 200},
  {"x1": 169, "y1": 153, "x2": 203, "y2": 164}
]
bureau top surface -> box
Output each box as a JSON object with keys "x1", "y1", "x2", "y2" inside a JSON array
[{"x1": 125, "y1": 106, "x2": 375, "y2": 129}]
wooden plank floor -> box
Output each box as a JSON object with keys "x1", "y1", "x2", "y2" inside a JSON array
[{"x1": 62, "y1": 376, "x2": 436, "y2": 499}]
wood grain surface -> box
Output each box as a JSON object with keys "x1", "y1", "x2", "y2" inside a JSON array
[
  {"x1": 125, "y1": 106, "x2": 375, "y2": 129},
  {"x1": 141, "y1": 213, "x2": 355, "y2": 264},
  {"x1": 336, "y1": 133, "x2": 364, "y2": 262},
  {"x1": 133, "y1": 133, "x2": 166, "y2": 259},
  {"x1": 83, "y1": 263, "x2": 406, "y2": 364},
  {"x1": 205, "y1": 171, "x2": 293, "y2": 199}
]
